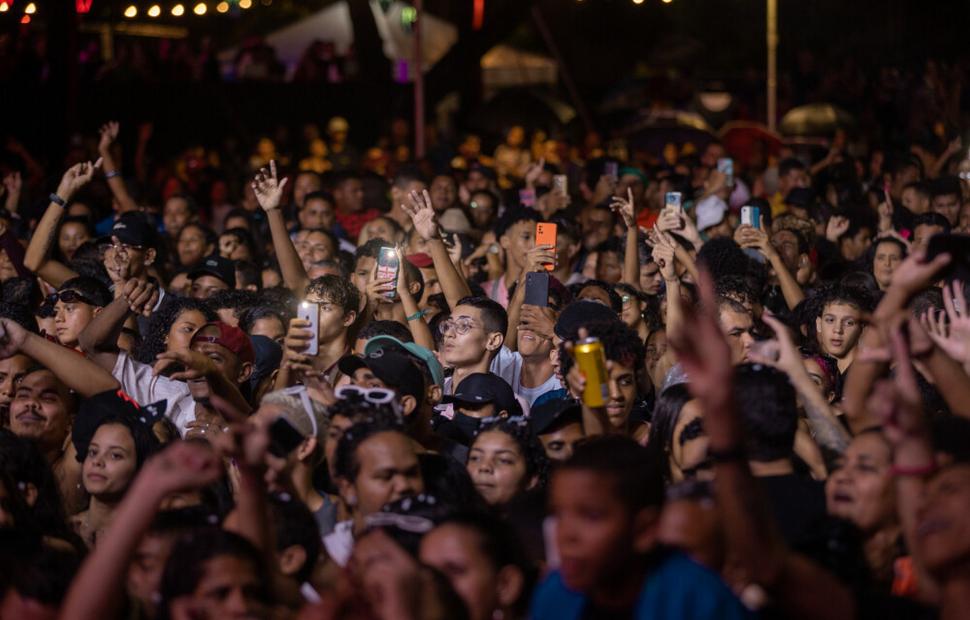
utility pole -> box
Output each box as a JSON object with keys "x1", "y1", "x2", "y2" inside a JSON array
[{"x1": 767, "y1": 0, "x2": 777, "y2": 131}]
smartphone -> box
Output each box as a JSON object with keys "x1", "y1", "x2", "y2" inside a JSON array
[
  {"x1": 268, "y1": 417, "x2": 305, "y2": 457},
  {"x1": 926, "y1": 233, "x2": 970, "y2": 284},
  {"x1": 665, "y1": 191, "x2": 683, "y2": 213},
  {"x1": 553, "y1": 174, "x2": 568, "y2": 194},
  {"x1": 535, "y1": 222, "x2": 557, "y2": 272},
  {"x1": 376, "y1": 247, "x2": 400, "y2": 300},
  {"x1": 741, "y1": 205, "x2": 760, "y2": 228},
  {"x1": 298, "y1": 301, "x2": 320, "y2": 356},
  {"x1": 604, "y1": 161, "x2": 618, "y2": 180},
  {"x1": 717, "y1": 157, "x2": 734, "y2": 187},
  {"x1": 524, "y1": 271, "x2": 550, "y2": 307},
  {"x1": 187, "y1": 378, "x2": 211, "y2": 405}
]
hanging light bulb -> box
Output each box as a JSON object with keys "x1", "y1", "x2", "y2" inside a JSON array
[
  {"x1": 239, "y1": 0, "x2": 252, "y2": 8},
  {"x1": 171, "y1": 3, "x2": 185, "y2": 15},
  {"x1": 216, "y1": 1, "x2": 229, "y2": 13},
  {"x1": 25, "y1": 3, "x2": 37, "y2": 14},
  {"x1": 193, "y1": 2, "x2": 206, "y2": 14},
  {"x1": 124, "y1": 4, "x2": 137, "y2": 17},
  {"x1": 148, "y1": 4, "x2": 161, "y2": 17}
]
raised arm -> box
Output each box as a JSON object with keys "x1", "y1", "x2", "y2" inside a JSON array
[
  {"x1": 505, "y1": 244, "x2": 556, "y2": 351},
  {"x1": 671, "y1": 270, "x2": 856, "y2": 620},
  {"x1": 153, "y1": 348, "x2": 252, "y2": 417},
  {"x1": 78, "y1": 279, "x2": 158, "y2": 371},
  {"x1": 395, "y1": 252, "x2": 435, "y2": 350},
  {"x1": 98, "y1": 122, "x2": 139, "y2": 214},
  {"x1": 253, "y1": 161, "x2": 309, "y2": 293},
  {"x1": 58, "y1": 441, "x2": 223, "y2": 620},
  {"x1": 23, "y1": 162, "x2": 96, "y2": 286},
  {"x1": 737, "y1": 217, "x2": 805, "y2": 310},
  {"x1": 402, "y1": 190, "x2": 471, "y2": 309},
  {"x1": 610, "y1": 188, "x2": 641, "y2": 289},
  {"x1": 0, "y1": 317, "x2": 119, "y2": 397}
]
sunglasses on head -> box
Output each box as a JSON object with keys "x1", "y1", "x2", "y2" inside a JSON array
[
  {"x1": 334, "y1": 384, "x2": 396, "y2": 405},
  {"x1": 47, "y1": 290, "x2": 97, "y2": 306}
]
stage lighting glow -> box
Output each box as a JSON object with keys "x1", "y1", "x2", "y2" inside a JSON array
[
  {"x1": 0, "y1": 3, "x2": 9, "y2": 13},
  {"x1": 148, "y1": 4, "x2": 161, "y2": 16},
  {"x1": 216, "y1": 1, "x2": 229, "y2": 13},
  {"x1": 124, "y1": 5, "x2": 137, "y2": 17},
  {"x1": 239, "y1": 0, "x2": 252, "y2": 8},
  {"x1": 193, "y1": 2, "x2": 206, "y2": 14},
  {"x1": 25, "y1": 3, "x2": 37, "y2": 14},
  {"x1": 171, "y1": 3, "x2": 185, "y2": 15}
]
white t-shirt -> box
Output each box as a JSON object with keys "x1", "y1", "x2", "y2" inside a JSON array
[
  {"x1": 112, "y1": 352, "x2": 197, "y2": 435},
  {"x1": 323, "y1": 520, "x2": 354, "y2": 567}
]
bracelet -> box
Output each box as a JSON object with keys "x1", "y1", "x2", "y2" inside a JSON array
[
  {"x1": 104, "y1": 170, "x2": 121, "y2": 179},
  {"x1": 890, "y1": 463, "x2": 937, "y2": 477},
  {"x1": 708, "y1": 445, "x2": 747, "y2": 463},
  {"x1": 49, "y1": 193, "x2": 66, "y2": 207},
  {"x1": 407, "y1": 309, "x2": 428, "y2": 322}
]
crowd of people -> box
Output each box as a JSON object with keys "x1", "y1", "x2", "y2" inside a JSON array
[{"x1": 1, "y1": 86, "x2": 970, "y2": 620}]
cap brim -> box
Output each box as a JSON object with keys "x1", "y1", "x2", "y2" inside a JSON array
[
  {"x1": 337, "y1": 355, "x2": 368, "y2": 377},
  {"x1": 442, "y1": 393, "x2": 495, "y2": 407}
]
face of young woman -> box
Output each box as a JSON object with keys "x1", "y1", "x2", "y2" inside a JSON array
[
  {"x1": 467, "y1": 430, "x2": 531, "y2": 506},
  {"x1": 83, "y1": 423, "x2": 138, "y2": 499},
  {"x1": 419, "y1": 524, "x2": 502, "y2": 620},
  {"x1": 826, "y1": 433, "x2": 895, "y2": 533},
  {"x1": 165, "y1": 309, "x2": 208, "y2": 353}
]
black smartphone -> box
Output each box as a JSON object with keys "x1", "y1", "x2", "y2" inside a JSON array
[
  {"x1": 268, "y1": 417, "x2": 305, "y2": 458},
  {"x1": 926, "y1": 233, "x2": 970, "y2": 284},
  {"x1": 524, "y1": 271, "x2": 550, "y2": 307}
]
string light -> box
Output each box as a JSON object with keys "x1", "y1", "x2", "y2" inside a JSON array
[
  {"x1": 171, "y1": 3, "x2": 184, "y2": 15},
  {"x1": 24, "y1": 2, "x2": 36, "y2": 14},
  {"x1": 0, "y1": 2, "x2": 9, "y2": 13},
  {"x1": 216, "y1": 1, "x2": 229, "y2": 13},
  {"x1": 239, "y1": 0, "x2": 252, "y2": 8},
  {"x1": 148, "y1": 4, "x2": 161, "y2": 17},
  {"x1": 124, "y1": 4, "x2": 137, "y2": 17},
  {"x1": 21, "y1": 14, "x2": 30, "y2": 23},
  {"x1": 662, "y1": 0, "x2": 672, "y2": 3},
  {"x1": 633, "y1": 0, "x2": 645, "y2": 4},
  {"x1": 193, "y1": 2, "x2": 206, "y2": 15}
]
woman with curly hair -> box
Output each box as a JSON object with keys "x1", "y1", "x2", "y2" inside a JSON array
[
  {"x1": 467, "y1": 417, "x2": 548, "y2": 508},
  {"x1": 133, "y1": 297, "x2": 217, "y2": 365}
]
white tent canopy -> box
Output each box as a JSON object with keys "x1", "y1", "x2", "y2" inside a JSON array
[
  {"x1": 481, "y1": 44, "x2": 557, "y2": 95},
  {"x1": 220, "y1": 0, "x2": 458, "y2": 80}
]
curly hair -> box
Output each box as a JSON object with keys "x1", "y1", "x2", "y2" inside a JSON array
[
  {"x1": 305, "y1": 274, "x2": 360, "y2": 316},
  {"x1": 473, "y1": 417, "x2": 549, "y2": 493},
  {"x1": 133, "y1": 297, "x2": 217, "y2": 364},
  {"x1": 559, "y1": 319, "x2": 646, "y2": 381}
]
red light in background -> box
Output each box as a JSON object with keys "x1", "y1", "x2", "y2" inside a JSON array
[
  {"x1": 20, "y1": 13, "x2": 29, "y2": 23},
  {"x1": 472, "y1": 0, "x2": 484, "y2": 30},
  {"x1": 76, "y1": 0, "x2": 93, "y2": 13}
]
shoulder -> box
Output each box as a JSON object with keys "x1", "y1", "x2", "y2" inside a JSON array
[
  {"x1": 530, "y1": 571, "x2": 585, "y2": 620},
  {"x1": 639, "y1": 552, "x2": 752, "y2": 619}
]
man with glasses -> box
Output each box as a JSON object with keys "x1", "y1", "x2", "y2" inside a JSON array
[
  {"x1": 439, "y1": 296, "x2": 508, "y2": 396},
  {"x1": 49, "y1": 276, "x2": 111, "y2": 349}
]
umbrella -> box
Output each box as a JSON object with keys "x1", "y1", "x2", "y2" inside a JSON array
[
  {"x1": 622, "y1": 110, "x2": 715, "y2": 158},
  {"x1": 719, "y1": 121, "x2": 783, "y2": 168},
  {"x1": 779, "y1": 103, "x2": 855, "y2": 137},
  {"x1": 469, "y1": 87, "x2": 577, "y2": 138}
]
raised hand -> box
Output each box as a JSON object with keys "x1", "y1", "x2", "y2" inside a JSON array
[
  {"x1": 524, "y1": 157, "x2": 545, "y2": 188},
  {"x1": 98, "y1": 121, "x2": 120, "y2": 154},
  {"x1": 251, "y1": 160, "x2": 288, "y2": 212},
  {"x1": 735, "y1": 216, "x2": 773, "y2": 257},
  {"x1": 651, "y1": 233, "x2": 677, "y2": 280},
  {"x1": 153, "y1": 348, "x2": 219, "y2": 381},
  {"x1": 401, "y1": 189, "x2": 439, "y2": 242},
  {"x1": 655, "y1": 208, "x2": 683, "y2": 233},
  {"x1": 0, "y1": 317, "x2": 28, "y2": 359},
  {"x1": 867, "y1": 329, "x2": 928, "y2": 446},
  {"x1": 523, "y1": 243, "x2": 557, "y2": 274},
  {"x1": 747, "y1": 312, "x2": 802, "y2": 374},
  {"x1": 889, "y1": 249, "x2": 951, "y2": 298},
  {"x1": 519, "y1": 304, "x2": 556, "y2": 340},
  {"x1": 140, "y1": 440, "x2": 223, "y2": 497},
  {"x1": 56, "y1": 159, "x2": 102, "y2": 202},
  {"x1": 122, "y1": 278, "x2": 159, "y2": 317},
  {"x1": 825, "y1": 215, "x2": 850, "y2": 242},
  {"x1": 610, "y1": 187, "x2": 637, "y2": 229}
]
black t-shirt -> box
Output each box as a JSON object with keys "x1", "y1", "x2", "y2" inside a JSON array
[{"x1": 757, "y1": 473, "x2": 829, "y2": 553}]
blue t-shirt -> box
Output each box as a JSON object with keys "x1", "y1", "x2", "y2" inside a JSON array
[{"x1": 530, "y1": 551, "x2": 753, "y2": 620}]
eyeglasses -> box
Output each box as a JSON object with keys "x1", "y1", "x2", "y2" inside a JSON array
[
  {"x1": 335, "y1": 384, "x2": 396, "y2": 405},
  {"x1": 438, "y1": 318, "x2": 481, "y2": 336},
  {"x1": 47, "y1": 289, "x2": 97, "y2": 306}
]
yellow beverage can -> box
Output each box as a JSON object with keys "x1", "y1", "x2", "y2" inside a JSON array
[{"x1": 573, "y1": 337, "x2": 608, "y2": 408}]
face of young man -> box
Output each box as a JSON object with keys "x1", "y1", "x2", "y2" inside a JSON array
[
  {"x1": 54, "y1": 296, "x2": 100, "y2": 348},
  {"x1": 840, "y1": 227, "x2": 873, "y2": 262},
  {"x1": 293, "y1": 172, "x2": 322, "y2": 209},
  {"x1": 163, "y1": 196, "x2": 192, "y2": 238},
  {"x1": 353, "y1": 256, "x2": 376, "y2": 300},
  {"x1": 191, "y1": 326, "x2": 250, "y2": 385},
  {"x1": 770, "y1": 229, "x2": 801, "y2": 274},
  {"x1": 933, "y1": 192, "x2": 961, "y2": 226},
  {"x1": 304, "y1": 293, "x2": 356, "y2": 344},
  {"x1": 341, "y1": 431, "x2": 424, "y2": 520},
  {"x1": 595, "y1": 251, "x2": 622, "y2": 284},
  {"x1": 430, "y1": 176, "x2": 457, "y2": 213},
  {"x1": 639, "y1": 262, "x2": 662, "y2": 295},
  {"x1": 440, "y1": 305, "x2": 500, "y2": 368},
  {"x1": 604, "y1": 359, "x2": 637, "y2": 432},
  {"x1": 0, "y1": 354, "x2": 31, "y2": 414},
  {"x1": 295, "y1": 231, "x2": 335, "y2": 269},
  {"x1": 913, "y1": 223, "x2": 945, "y2": 252},
  {"x1": 500, "y1": 220, "x2": 535, "y2": 273},
  {"x1": 191, "y1": 275, "x2": 230, "y2": 300},
  {"x1": 9, "y1": 370, "x2": 73, "y2": 454},
  {"x1": 901, "y1": 187, "x2": 929, "y2": 215},
  {"x1": 539, "y1": 422, "x2": 584, "y2": 462},
  {"x1": 299, "y1": 197, "x2": 335, "y2": 231},
  {"x1": 816, "y1": 302, "x2": 863, "y2": 360},
  {"x1": 718, "y1": 306, "x2": 755, "y2": 365},
  {"x1": 334, "y1": 178, "x2": 364, "y2": 213},
  {"x1": 579, "y1": 208, "x2": 613, "y2": 250}
]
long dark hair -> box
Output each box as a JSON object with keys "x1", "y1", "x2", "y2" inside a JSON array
[
  {"x1": 133, "y1": 296, "x2": 216, "y2": 364},
  {"x1": 472, "y1": 418, "x2": 549, "y2": 493},
  {"x1": 643, "y1": 383, "x2": 694, "y2": 483}
]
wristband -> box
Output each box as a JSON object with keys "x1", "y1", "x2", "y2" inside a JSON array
[
  {"x1": 104, "y1": 170, "x2": 121, "y2": 179},
  {"x1": 708, "y1": 445, "x2": 747, "y2": 464},
  {"x1": 890, "y1": 463, "x2": 937, "y2": 477},
  {"x1": 49, "y1": 193, "x2": 66, "y2": 207},
  {"x1": 407, "y1": 309, "x2": 429, "y2": 322}
]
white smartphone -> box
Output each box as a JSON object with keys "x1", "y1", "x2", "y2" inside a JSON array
[
  {"x1": 741, "y1": 205, "x2": 760, "y2": 229},
  {"x1": 664, "y1": 191, "x2": 683, "y2": 213},
  {"x1": 298, "y1": 301, "x2": 319, "y2": 356}
]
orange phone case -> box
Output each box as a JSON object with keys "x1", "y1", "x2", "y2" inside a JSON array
[{"x1": 535, "y1": 223, "x2": 557, "y2": 271}]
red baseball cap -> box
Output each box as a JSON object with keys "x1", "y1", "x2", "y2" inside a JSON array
[
  {"x1": 191, "y1": 322, "x2": 255, "y2": 364},
  {"x1": 406, "y1": 253, "x2": 434, "y2": 269}
]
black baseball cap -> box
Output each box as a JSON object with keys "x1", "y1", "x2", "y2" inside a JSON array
[
  {"x1": 784, "y1": 187, "x2": 816, "y2": 209},
  {"x1": 529, "y1": 397, "x2": 581, "y2": 436},
  {"x1": 72, "y1": 389, "x2": 167, "y2": 463},
  {"x1": 443, "y1": 372, "x2": 521, "y2": 417},
  {"x1": 189, "y1": 255, "x2": 237, "y2": 288},
  {"x1": 338, "y1": 349, "x2": 426, "y2": 403},
  {"x1": 111, "y1": 212, "x2": 158, "y2": 247}
]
